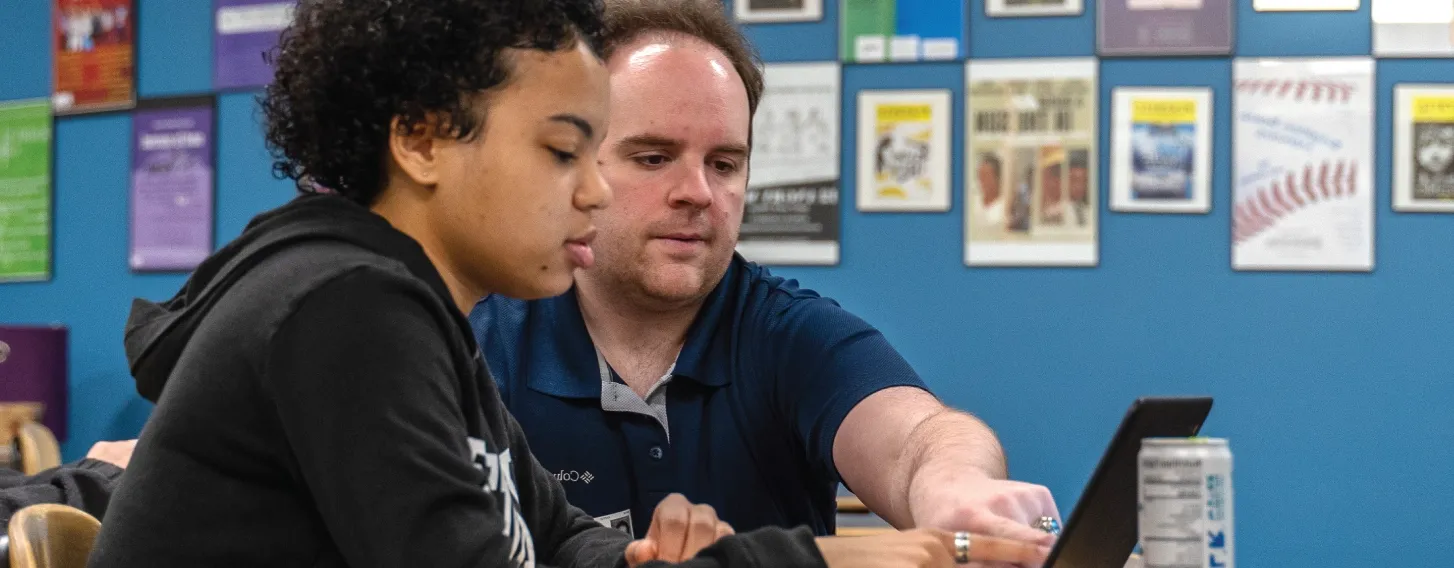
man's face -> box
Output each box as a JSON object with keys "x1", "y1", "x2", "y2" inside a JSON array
[
  {"x1": 589, "y1": 34, "x2": 751, "y2": 304},
  {"x1": 1068, "y1": 166, "x2": 1088, "y2": 202},
  {"x1": 977, "y1": 161, "x2": 1001, "y2": 204}
]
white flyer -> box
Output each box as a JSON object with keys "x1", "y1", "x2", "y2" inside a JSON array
[
  {"x1": 737, "y1": 61, "x2": 841, "y2": 266},
  {"x1": 1253, "y1": 0, "x2": 1358, "y2": 11},
  {"x1": 855, "y1": 89, "x2": 951, "y2": 212},
  {"x1": 1372, "y1": 0, "x2": 1454, "y2": 57},
  {"x1": 1232, "y1": 57, "x2": 1374, "y2": 272}
]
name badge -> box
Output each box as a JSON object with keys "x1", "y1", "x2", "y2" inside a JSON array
[{"x1": 594, "y1": 509, "x2": 635, "y2": 536}]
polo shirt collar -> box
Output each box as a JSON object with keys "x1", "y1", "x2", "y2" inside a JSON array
[{"x1": 524, "y1": 258, "x2": 743, "y2": 398}]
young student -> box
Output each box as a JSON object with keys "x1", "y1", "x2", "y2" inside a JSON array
[{"x1": 86, "y1": 1, "x2": 1044, "y2": 566}]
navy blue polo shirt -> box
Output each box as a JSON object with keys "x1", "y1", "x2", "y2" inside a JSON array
[{"x1": 467, "y1": 254, "x2": 928, "y2": 537}]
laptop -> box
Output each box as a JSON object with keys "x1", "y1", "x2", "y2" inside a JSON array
[{"x1": 1042, "y1": 396, "x2": 1215, "y2": 568}]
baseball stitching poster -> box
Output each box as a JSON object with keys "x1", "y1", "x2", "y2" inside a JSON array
[
  {"x1": 52, "y1": 0, "x2": 135, "y2": 115},
  {"x1": 965, "y1": 58, "x2": 1098, "y2": 267},
  {"x1": 1111, "y1": 87, "x2": 1213, "y2": 213},
  {"x1": 1232, "y1": 57, "x2": 1374, "y2": 272},
  {"x1": 738, "y1": 62, "x2": 841, "y2": 265},
  {"x1": 1393, "y1": 84, "x2": 1454, "y2": 212},
  {"x1": 841, "y1": 0, "x2": 965, "y2": 62},
  {"x1": 856, "y1": 89, "x2": 951, "y2": 212}
]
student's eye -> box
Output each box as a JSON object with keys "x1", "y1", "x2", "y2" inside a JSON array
[
  {"x1": 549, "y1": 148, "x2": 577, "y2": 164},
  {"x1": 713, "y1": 160, "x2": 739, "y2": 174}
]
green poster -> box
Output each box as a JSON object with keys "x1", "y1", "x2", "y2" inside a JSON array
[
  {"x1": 0, "y1": 99, "x2": 53, "y2": 282},
  {"x1": 841, "y1": 0, "x2": 895, "y2": 62}
]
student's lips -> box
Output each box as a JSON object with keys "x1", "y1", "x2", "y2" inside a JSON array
[{"x1": 565, "y1": 230, "x2": 596, "y2": 269}]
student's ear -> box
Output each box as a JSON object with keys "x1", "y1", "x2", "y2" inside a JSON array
[{"x1": 388, "y1": 115, "x2": 444, "y2": 187}]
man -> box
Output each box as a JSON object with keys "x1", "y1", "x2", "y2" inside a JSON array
[
  {"x1": 976, "y1": 152, "x2": 1006, "y2": 229},
  {"x1": 469, "y1": 0, "x2": 1062, "y2": 552}
]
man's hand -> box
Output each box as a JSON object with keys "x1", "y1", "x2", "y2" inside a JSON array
[
  {"x1": 625, "y1": 493, "x2": 734, "y2": 566},
  {"x1": 910, "y1": 469, "x2": 1061, "y2": 554},
  {"x1": 85, "y1": 439, "x2": 137, "y2": 469},
  {"x1": 815, "y1": 528, "x2": 1051, "y2": 568}
]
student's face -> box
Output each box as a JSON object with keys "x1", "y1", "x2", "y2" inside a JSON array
[
  {"x1": 427, "y1": 42, "x2": 612, "y2": 300},
  {"x1": 589, "y1": 34, "x2": 751, "y2": 304}
]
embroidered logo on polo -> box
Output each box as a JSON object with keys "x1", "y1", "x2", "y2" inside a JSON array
[
  {"x1": 553, "y1": 470, "x2": 595, "y2": 484},
  {"x1": 470, "y1": 438, "x2": 537, "y2": 568}
]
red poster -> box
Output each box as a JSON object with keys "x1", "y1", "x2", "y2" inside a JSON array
[{"x1": 52, "y1": 0, "x2": 135, "y2": 115}]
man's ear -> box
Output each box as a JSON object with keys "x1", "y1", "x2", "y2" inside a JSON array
[{"x1": 388, "y1": 116, "x2": 443, "y2": 187}]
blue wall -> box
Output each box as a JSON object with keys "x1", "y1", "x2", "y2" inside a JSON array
[{"x1": 2, "y1": 0, "x2": 1451, "y2": 565}]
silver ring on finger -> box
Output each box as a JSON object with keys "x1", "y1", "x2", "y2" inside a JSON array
[
  {"x1": 954, "y1": 531, "x2": 971, "y2": 564},
  {"x1": 1032, "y1": 516, "x2": 1061, "y2": 536}
]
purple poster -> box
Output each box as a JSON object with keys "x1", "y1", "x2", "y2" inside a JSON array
[
  {"x1": 213, "y1": 0, "x2": 294, "y2": 90},
  {"x1": 0, "y1": 325, "x2": 68, "y2": 441},
  {"x1": 1098, "y1": 0, "x2": 1233, "y2": 56},
  {"x1": 129, "y1": 97, "x2": 215, "y2": 272}
]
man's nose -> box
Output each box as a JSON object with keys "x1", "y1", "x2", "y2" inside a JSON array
[{"x1": 669, "y1": 164, "x2": 714, "y2": 209}]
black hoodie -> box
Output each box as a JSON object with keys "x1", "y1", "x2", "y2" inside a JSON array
[{"x1": 87, "y1": 194, "x2": 828, "y2": 568}]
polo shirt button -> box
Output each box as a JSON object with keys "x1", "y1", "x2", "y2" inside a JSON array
[{"x1": 649, "y1": 446, "x2": 664, "y2": 460}]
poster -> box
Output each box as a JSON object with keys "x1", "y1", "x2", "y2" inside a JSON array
[
  {"x1": 965, "y1": 58, "x2": 1098, "y2": 267},
  {"x1": 1393, "y1": 85, "x2": 1454, "y2": 212},
  {"x1": 214, "y1": 0, "x2": 296, "y2": 89},
  {"x1": 1232, "y1": 58, "x2": 1374, "y2": 271},
  {"x1": 1252, "y1": 0, "x2": 1358, "y2": 11},
  {"x1": 1111, "y1": 87, "x2": 1213, "y2": 213},
  {"x1": 986, "y1": 0, "x2": 1084, "y2": 17},
  {"x1": 738, "y1": 62, "x2": 840, "y2": 265},
  {"x1": 53, "y1": 0, "x2": 135, "y2": 115},
  {"x1": 736, "y1": 0, "x2": 822, "y2": 23},
  {"x1": 1372, "y1": 0, "x2": 1454, "y2": 57},
  {"x1": 841, "y1": 0, "x2": 965, "y2": 62},
  {"x1": 856, "y1": 90, "x2": 951, "y2": 212},
  {"x1": 1098, "y1": 0, "x2": 1234, "y2": 56},
  {"x1": 129, "y1": 96, "x2": 216, "y2": 272},
  {"x1": 0, "y1": 100, "x2": 53, "y2": 282}
]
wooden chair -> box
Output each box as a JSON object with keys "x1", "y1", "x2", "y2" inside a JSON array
[
  {"x1": 15, "y1": 422, "x2": 60, "y2": 475},
  {"x1": 6, "y1": 504, "x2": 101, "y2": 568}
]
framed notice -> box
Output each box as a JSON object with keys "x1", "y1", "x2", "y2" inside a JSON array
[
  {"x1": 53, "y1": 0, "x2": 136, "y2": 115},
  {"x1": 841, "y1": 0, "x2": 965, "y2": 62},
  {"x1": 1232, "y1": 57, "x2": 1375, "y2": 272},
  {"x1": 1111, "y1": 87, "x2": 1213, "y2": 213},
  {"x1": 1098, "y1": 0, "x2": 1234, "y2": 56},
  {"x1": 1394, "y1": 84, "x2": 1454, "y2": 212},
  {"x1": 965, "y1": 58, "x2": 1098, "y2": 267},
  {"x1": 738, "y1": 62, "x2": 841, "y2": 266},
  {"x1": 735, "y1": 0, "x2": 822, "y2": 23},
  {"x1": 0, "y1": 100, "x2": 54, "y2": 283},
  {"x1": 214, "y1": 0, "x2": 296, "y2": 89},
  {"x1": 129, "y1": 96, "x2": 217, "y2": 272},
  {"x1": 986, "y1": 0, "x2": 1084, "y2": 17},
  {"x1": 856, "y1": 90, "x2": 952, "y2": 213},
  {"x1": 1252, "y1": 0, "x2": 1358, "y2": 11},
  {"x1": 1372, "y1": 0, "x2": 1454, "y2": 58}
]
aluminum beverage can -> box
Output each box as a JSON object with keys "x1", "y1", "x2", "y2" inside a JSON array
[{"x1": 1138, "y1": 437, "x2": 1234, "y2": 568}]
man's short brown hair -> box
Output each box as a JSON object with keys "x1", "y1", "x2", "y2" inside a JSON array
[{"x1": 601, "y1": 0, "x2": 766, "y2": 117}]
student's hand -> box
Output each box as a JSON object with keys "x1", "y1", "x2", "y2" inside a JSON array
[
  {"x1": 86, "y1": 439, "x2": 138, "y2": 469},
  {"x1": 625, "y1": 493, "x2": 734, "y2": 566},
  {"x1": 815, "y1": 528, "x2": 1050, "y2": 568}
]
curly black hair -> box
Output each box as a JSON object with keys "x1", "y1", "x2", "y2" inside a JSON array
[{"x1": 260, "y1": 0, "x2": 607, "y2": 205}]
